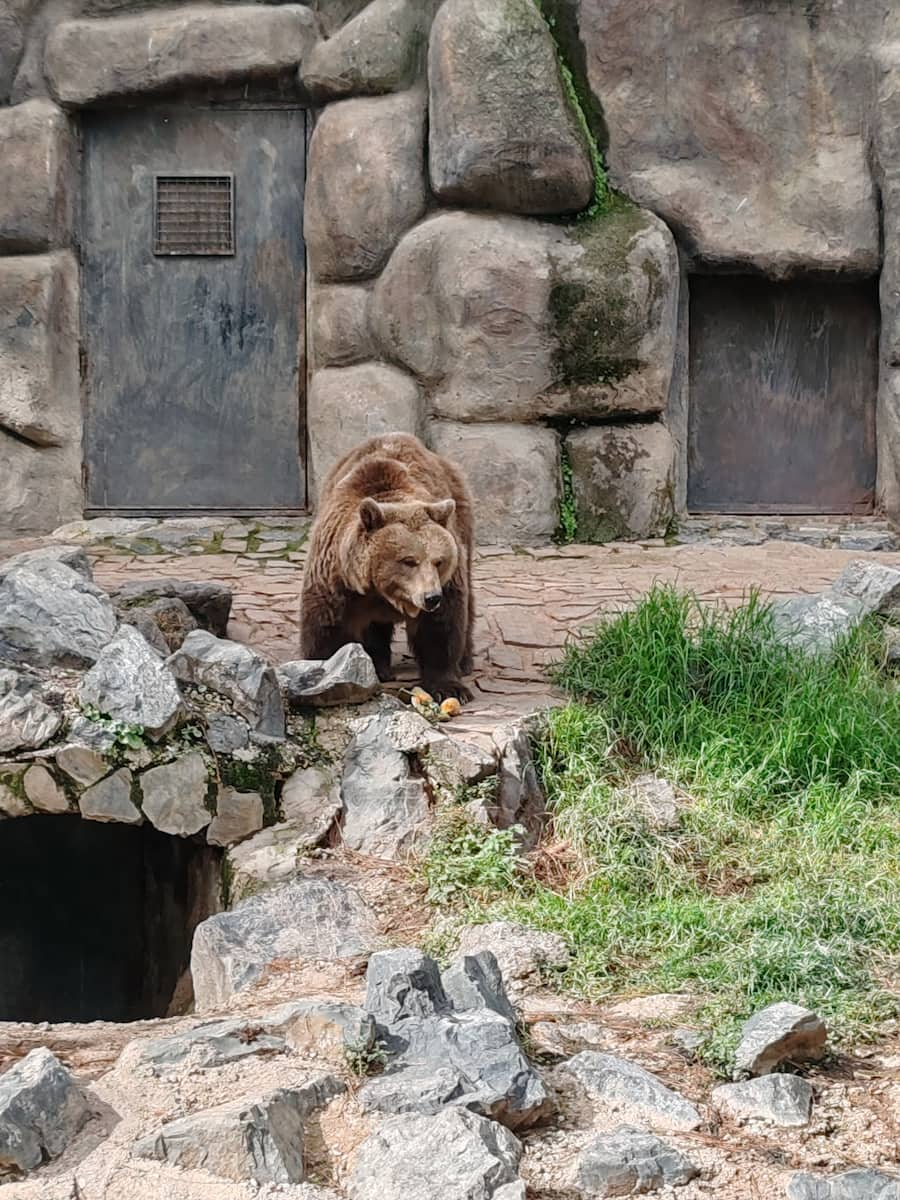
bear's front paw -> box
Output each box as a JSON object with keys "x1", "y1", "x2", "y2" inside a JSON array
[{"x1": 424, "y1": 678, "x2": 473, "y2": 704}]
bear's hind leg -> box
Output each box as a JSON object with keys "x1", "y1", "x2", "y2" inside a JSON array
[{"x1": 363, "y1": 622, "x2": 394, "y2": 682}]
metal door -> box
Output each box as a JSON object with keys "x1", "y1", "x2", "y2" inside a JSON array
[
  {"x1": 82, "y1": 106, "x2": 307, "y2": 512},
  {"x1": 688, "y1": 276, "x2": 878, "y2": 514}
]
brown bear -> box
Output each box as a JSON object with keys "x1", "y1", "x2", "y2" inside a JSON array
[{"x1": 300, "y1": 432, "x2": 475, "y2": 702}]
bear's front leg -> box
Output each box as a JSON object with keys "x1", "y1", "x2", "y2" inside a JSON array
[
  {"x1": 363, "y1": 622, "x2": 395, "y2": 683},
  {"x1": 299, "y1": 582, "x2": 351, "y2": 662},
  {"x1": 407, "y1": 582, "x2": 473, "y2": 703}
]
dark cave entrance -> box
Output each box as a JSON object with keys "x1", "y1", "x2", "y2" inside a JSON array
[{"x1": 0, "y1": 816, "x2": 222, "y2": 1024}]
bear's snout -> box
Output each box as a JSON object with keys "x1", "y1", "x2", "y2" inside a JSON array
[{"x1": 423, "y1": 591, "x2": 443, "y2": 612}]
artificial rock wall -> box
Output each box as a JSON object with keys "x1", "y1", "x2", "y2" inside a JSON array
[{"x1": 1, "y1": 0, "x2": 898, "y2": 542}]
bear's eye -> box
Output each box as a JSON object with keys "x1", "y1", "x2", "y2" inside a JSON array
[{"x1": 401, "y1": 557, "x2": 418, "y2": 568}]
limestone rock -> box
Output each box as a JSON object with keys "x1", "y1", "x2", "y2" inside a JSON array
[
  {"x1": 135, "y1": 1020, "x2": 287, "y2": 1073},
  {"x1": 191, "y1": 876, "x2": 379, "y2": 1010},
  {"x1": 340, "y1": 706, "x2": 431, "y2": 859},
  {"x1": 45, "y1": 6, "x2": 317, "y2": 107},
  {"x1": 140, "y1": 752, "x2": 211, "y2": 837},
  {"x1": 307, "y1": 363, "x2": 422, "y2": 501},
  {"x1": 132, "y1": 1078, "x2": 344, "y2": 1184},
  {"x1": 428, "y1": 0, "x2": 593, "y2": 214},
  {"x1": 0, "y1": 251, "x2": 79, "y2": 449},
  {"x1": 578, "y1": 1127, "x2": 699, "y2": 1195},
  {"x1": 279, "y1": 643, "x2": 380, "y2": 707},
  {"x1": 205, "y1": 713, "x2": 250, "y2": 754},
  {"x1": 0, "y1": 100, "x2": 74, "y2": 252},
  {"x1": 309, "y1": 283, "x2": 374, "y2": 367},
  {"x1": 712, "y1": 1074, "x2": 813, "y2": 1127},
  {"x1": 734, "y1": 1003, "x2": 827, "y2": 1077},
  {"x1": 567, "y1": 423, "x2": 675, "y2": 542},
  {"x1": 207, "y1": 786, "x2": 264, "y2": 847},
  {"x1": 119, "y1": 596, "x2": 197, "y2": 653},
  {"x1": 79, "y1": 624, "x2": 186, "y2": 741},
  {"x1": 55, "y1": 743, "x2": 108, "y2": 788},
  {"x1": 0, "y1": 667, "x2": 62, "y2": 752},
  {"x1": 832, "y1": 560, "x2": 900, "y2": 615},
  {"x1": 787, "y1": 1169, "x2": 900, "y2": 1200},
  {"x1": 429, "y1": 422, "x2": 560, "y2": 546},
  {"x1": 79, "y1": 767, "x2": 141, "y2": 824},
  {"x1": 0, "y1": 1047, "x2": 90, "y2": 1173},
  {"x1": 0, "y1": 0, "x2": 25, "y2": 103},
  {"x1": 561, "y1": 1052, "x2": 702, "y2": 1132},
  {"x1": 227, "y1": 824, "x2": 316, "y2": 899},
  {"x1": 305, "y1": 89, "x2": 427, "y2": 282},
  {"x1": 0, "y1": 544, "x2": 91, "y2": 581},
  {"x1": 281, "y1": 764, "x2": 342, "y2": 843},
  {"x1": 113, "y1": 579, "x2": 233, "y2": 637},
  {"x1": 307, "y1": 0, "x2": 370, "y2": 37},
  {"x1": 491, "y1": 720, "x2": 547, "y2": 844},
  {"x1": 349, "y1": 1108, "x2": 524, "y2": 1200},
  {"x1": 455, "y1": 922, "x2": 570, "y2": 1003},
  {"x1": 573, "y1": 0, "x2": 879, "y2": 274},
  {"x1": 419, "y1": 734, "x2": 497, "y2": 799},
  {"x1": 168, "y1": 630, "x2": 285, "y2": 739},
  {"x1": 0, "y1": 559, "x2": 116, "y2": 668},
  {"x1": 23, "y1": 763, "x2": 68, "y2": 813},
  {"x1": 360, "y1": 948, "x2": 550, "y2": 1130},
  {"x1": 301, "y1": 0, "x2": 435, "y2": 99},
  {"x1": 272, "y1": 999, "x2": 376, "y2": 1059}
]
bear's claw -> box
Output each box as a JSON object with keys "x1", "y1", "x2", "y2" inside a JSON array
[{"x1": 425, "y1": 679, "x2": 473, "y2": 704}]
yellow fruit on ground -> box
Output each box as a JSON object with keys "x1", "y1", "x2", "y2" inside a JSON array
[{"x1": 440, "y1": 698, "x2": 461, "y2": 717}]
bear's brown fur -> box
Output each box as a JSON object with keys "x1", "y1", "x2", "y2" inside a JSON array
[{"x1": 300, "y1": 433, "x2": 475, "y2": 702}]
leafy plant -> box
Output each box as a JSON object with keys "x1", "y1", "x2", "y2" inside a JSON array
[
  {"x1": 81, "y1": 704, "x2": 146, "y2": 752},
  {"x1": 344, "y1": 1034, "x2": 388, "y2": 1078},
  {"x1": 423, "y1": 810, "x2": 525, "y2": 907}
]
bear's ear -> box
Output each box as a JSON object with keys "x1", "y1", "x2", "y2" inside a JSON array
[
  {"x1": 425, "y1": 499, "x2": 456, "y2": 526},
  {"x1": 359, "y1": 498, "x2": 386, "y2": 532}
]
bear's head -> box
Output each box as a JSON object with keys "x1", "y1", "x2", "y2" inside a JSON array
[{"x1": 345, "y1": 498, "x2": 459, "y2": 618}]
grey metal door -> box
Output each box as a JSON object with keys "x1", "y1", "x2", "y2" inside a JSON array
[
  {"x1": 688, "y1": 277, "x2": 878, "y2": 515},
  {"x1": 82, "y1": 106, "x2": 306, "y2": 513}
]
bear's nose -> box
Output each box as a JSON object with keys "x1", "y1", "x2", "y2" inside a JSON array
[{"x1": 423, "y1": 591, "x2": 443, "y2": 612}]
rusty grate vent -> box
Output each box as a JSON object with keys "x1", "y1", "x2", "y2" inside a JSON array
[{"x1": 154, "y1": 175, "x2": 234, "y2": 256}]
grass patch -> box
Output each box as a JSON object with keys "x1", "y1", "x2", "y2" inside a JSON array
[{"x1": 436, "y1": 587, "x2": 900, "y2": 1070}]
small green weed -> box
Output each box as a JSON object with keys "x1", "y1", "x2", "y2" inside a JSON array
[
  {"x1": 556, "y1": 444, "x2": 578, "y2": 544},
  {"x1": 81, "y1": 704, "x2": 146, "y2": 752},
  {"x1": 344, "y1": 1034, "x2": 389, "y2": 1078},
  {"x1": 423, "y1": 809, "x2": 525, "y2": 908}
]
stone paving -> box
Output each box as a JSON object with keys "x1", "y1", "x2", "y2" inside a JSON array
[{"x1": 4, "y1": 522, "x2": 897, "y2": 742}]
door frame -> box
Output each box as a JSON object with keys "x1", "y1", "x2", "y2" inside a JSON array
[{"x1": 79, "y1": 99, "x2": 311, "y2": 517}]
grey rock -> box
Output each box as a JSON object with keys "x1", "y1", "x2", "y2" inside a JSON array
[
  {"x1": 670, "y1": 1029, "x2": 705, "y2": 1061},
  {"x1": 271, "y1": 999, "x2": 376, "y2": 1059},
  {"x1": 0, "y1": 668, "x2": 62, "y2": 753},
  {"x1": 309, "y1": 283, "x2": 374, "y2": 368},
  {"x1": 23, "y1": 763, "x2": 68, "y2": 813},
  {"x1": 79, "y1": 767, "x2": 141, "y2": 825},
  {"x1": 491, "y1": 721, "x2": 547, "y2": 845},
  {"x1": 0, "y1": 0, "x2": 25, "y2": 103},
  {"x1": 0, "y1": 544, "x2": 91, "y2": 582},
  {"x1": 0, "y1": 762, "x2": 28, "y2": 817},
  {"x1": 227, "y1": 823, "x2": 316, "y2": 899},
  {"x1": 621, "y1": 773, "x2": 680, "y2": 831},
  {"x1": 428, "y1": 0, "x2": 593, "y2": 214},
  {"x1": 419, "y1": 734, "x2": 497, "y2": 799},
  {"x1": 578, "y1": 1126, "x2": 699, "y2": 1195},
  {"x1": 136, "y1": 1019, "x2": 287, "y2": 1073},
  {"x1": 455, "y1": 922, "x2": 570, "y2": 1003},
  {"x1": 340, "y1": 706, "x2": 431, "y2": 859},
  {"x1": 348, "y1": 1108, "x2": 524, "y2": 1200},
  {"x1": 0, "y1": 254, "x2": 81, "y2": 535},
  {"x1": 304, "y1": 89, "x2": 427, "y2": 282},
  {"x1": 0, "y1": 99, "x2": 74, "y2": 253},
  {"x1": 207, "y1": 786, "x2": 264, "y2": 847},
  {"x1": 0, "y1": 1047, "x2": 89, "y2": 1173},
  {"x1": 279, "y1": 642, "x2": 381, "y2": 707},
  {"x1": 45, "y1": 6, "x2": 317, "y2": 107},
  {"x1": 712, "y1": 1074, "x2": 812, "y2": 1127},
  {"x1": 787, "y1": 1169, "x2": 900, "y2": 1200},
  {"x1": 573, "y1": 0, "x2": 879, "y2": 274},
  {"x1": 55, "y1": 743, "x2": 109, "y2": 787},
  {"x1": 62, "y1": 717, "x2": 117, "y2": 755},
  {"x1": 191, "y1": 876, "x2": 378, "y2": 1010},
  {"x1": 530, "y1": 1020, "x2": 610, "y2": 1061},
  {"x1": 132, "y1": 1077, "x2": 344, "y2": 1184},
  {"x1": 140, "y1": 752, "x2": 211, "y2": 837},
  {"x1": 734, "y1": 1003, "x2": 827, "y2": 1077},
  {"x1": 429, "y1": 422, "x2": 560, "y2": 546},
  {"x1": 79, "y1": 624, "x2": 186, "y2": 742},
  {"x1": 205, "y1": 713, "x2": 250, "y2": 754},
  {"x1": 117, "y1": 609, "x2": 168, "y2": 656},
  {"x1": 567, "y1": 423, "x2": 676, "y2": 542},
  {"x1": 307, "y1": 0, "x2": 371, "y2": 36},
  {"x1": 772, "y1": 593, "x2": 867, "y2": 655},
  {"x1": 561, "y1": 1052, "x2": 702, "y2": 1131},
  {"x1": 0, "y1": 559, "x2": 116, "y2": 668},
  {"x1": 113, "y1": 579, "x2": 232, "y2": 637},
  {"x1": 365, "y1": 948, "x2": 449, "y2": 1025},
  {"x1": 832, "y1": 560, "x2": 900, "y2": 616},
  {"x1": 301, "y1": 0, "x2": 434, "y2": 99},
  {"x1": 119, "y1": 596, "x2": 197, "y2": 653},
  {"x1": 442, "y1": 952, "x2": 518, "y2": 1026},
  {"x1": 168, "y1": 630, "x2": 285, "y2": 739},
  {"x1": 307, "y1": 363, "x2": 422, "y2": 501},
  {"x1": 281, "y1": 764, "x2": 342, "y2": 845}
]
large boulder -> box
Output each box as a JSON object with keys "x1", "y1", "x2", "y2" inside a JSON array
[
  {"x1": 79, "y1": 624, "x2": 186, "y2": 741},
  {"x1": 140, "y1": 752, "x2": 212, "y2": 837},
  {"x1": 305, "y1": 89, "x2": 427, "y2": 282},
  {"x1": 45, "y1": 6, "x2": 317, "y2": 107},
  {"x1": 191, "y1": 875, "x2": 379, "y2": 1010},
  {"x1": 429, "y1": 422, "x2": 560, "y2": 546},
  {"x1": 578, "y1": 1127, "x2": 699, "y2": 1196},
  {"x1": 566, "y1": 423, "x2": 676, "y2": 541},
  {"x1": 0, "y1": 100, "x2": 74, "y2": 252},
  {"x1": 309, "y1": 282, "x2": 374, "y2": 368},
  {"x1": 712, "y1": 1075, "x2": 813, "y2": 1128},
  {"x1": 0, "y1": 667, "x2": 62, "y2": 753},
  {"x1": 279, "y1": 643, "x2": 380, "y2": 707},
  {"x1": 306, "y1": 363, "x2": 422, "y2": 501},
  {"x1": 571, "y1": 0, "x2": 879, "y2": 274},
  {"x1": 0, "y1": 558, "x2": 117, "y2": 668},
  {"x1": 0, "y1": 1047, "x2": 89, "y2": 1174},
  {"x1": 349, "y1": 1108, "x2": 525, "y2": 1200},
  {"x1": 168, "y1": 630, "x2": 285, "y2": 739},
  {"x1": 428, "y1": 0, "x2": 593, "y2": 215},
  {"x1": 561, "y1": 1052, "x2": 702, "y2": 1132},
  {"x1": 300, "y1": 0, "x2": 437, "y2": 99},
  {"x1": 112, "y1": 579, "x2": 233, "y2": 637}
]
